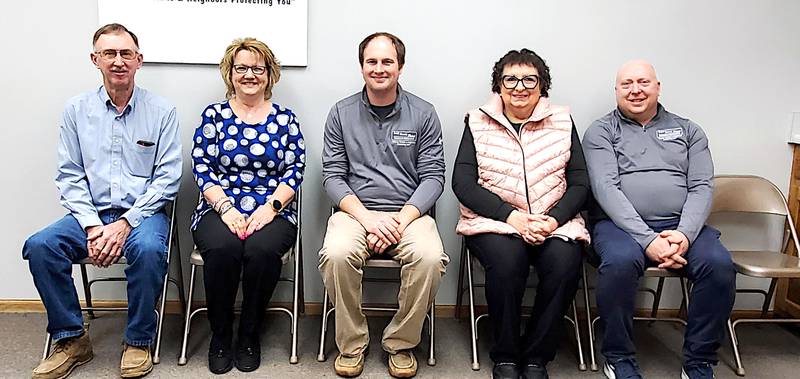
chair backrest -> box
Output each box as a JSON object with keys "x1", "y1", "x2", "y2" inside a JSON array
[
  {"x1": 712, "y1": 175, "x2": 788, "y2": 215},
  {"x1": 710, "y1": 175, "x2": 800, "y2": 254}
]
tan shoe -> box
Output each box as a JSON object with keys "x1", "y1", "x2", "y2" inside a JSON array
[
  {"x1": 334, "y1": 352, "x2": 365, "y2": 377},
  {"x1": 388, "y1": 350, "x2": 417, "y2": 378},
  {"x1": 32, "y1": 332, "x2": 93, "y2": 379},
  {"x1": 120, "y1": 344, "x2": 153, "y2": 378},
  {"x1": 389, "y1": 350, "x2": 417, "y2": 378}
]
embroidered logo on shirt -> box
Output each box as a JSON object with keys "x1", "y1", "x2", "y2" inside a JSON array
[
  {"x1": 656, "y1": 128, "x2": 683, "y2": 141},
  {"x1": 391, "y1": 130, "x2": 417, "y2": 146}
]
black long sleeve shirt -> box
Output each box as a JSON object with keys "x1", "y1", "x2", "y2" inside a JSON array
[{"x1": 452, "y1": 119, "x2": 589, "y2": 226}]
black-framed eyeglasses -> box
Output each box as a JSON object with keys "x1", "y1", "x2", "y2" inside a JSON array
[
  {"x1": 233, "y1": 65, "x2": 268, "y2": 76},
  {"x1": 94, "y1": 49, "x2": 138, "y2": 61},
  {"x1": 502, "y1": 75, "x2": 539, "y2": 90}
]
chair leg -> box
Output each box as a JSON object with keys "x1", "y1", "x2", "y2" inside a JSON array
[
  {"x1": 42, "y1": 332, "x2": 52, "y2": 360},
  {"x1": 466, "y1": 248, "x2": 480, "y2": 371},
  {"x1": 428, "y1": 300, "x2": 436, "y2": 366},
  {"x1": 571, "y1": 299, "x2": 587, "y2": 371},
  {"x1": 582, "y1": 262, "x2": 598, "y2": 371},
  {"x1": 317, "y1": 288, "x2": 331, "y2": 362},
  {"x1": 679, "y1": 278, "x2": 691, "y2": 320},
  {"x1": 298, "y1": 242, "x2": 306, "y2": 315},
  {"x1": 178, "y1": 264, "x2": 197, "y2": 366},
  {"x1": 727, "y1": 318, "x2": 745, "y2": 376},
  {"x1": 650, "y1": 277, "x2": 666, "y2": 323},
  {"x1": 173, "y1": 233, "x2": 187, "y2": 318},
  {"x1": 454, "y1": 240, "x2": 467, "y2": 321},
  {"x1": 153, "y1": 269, "x2": 170, "y2": 364},
  {"x1": 761, "y1": 278, "x2": 777, "y2": 319},
  {"x1": 289, "y1": 249, "x2": 301, "y2": 364},
  {"x1": 79, "y1": 264, "x2": 95, "y2": 319}
]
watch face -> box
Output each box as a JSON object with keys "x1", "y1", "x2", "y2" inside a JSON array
[{"x1": 272, "y1": 199, "x2": 282, "y2": 211}]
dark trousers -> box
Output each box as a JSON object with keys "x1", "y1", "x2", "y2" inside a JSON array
[
  {"x1": 592, "y1": 219, "x2": 736, "y2": 366},
  {"x1": 466, "y1": 233, "x2": 582, "y2": 365},
  {"x1": 193, "y1": 213, "x2": 297, "y2": 349}
]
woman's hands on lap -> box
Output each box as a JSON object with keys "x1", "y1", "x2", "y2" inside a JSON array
[
  {"x1": 244, "y1": 205, "x2": 277, "y2": 238},
  {"x1": 506, "y1": 210, "x2": 559, "y2": 245},
  {"x1": 222, "y1": 208, "x2": 248, "y2": 240}
]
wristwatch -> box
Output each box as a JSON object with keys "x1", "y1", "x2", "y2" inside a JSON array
[{"x1": 270, "y1": 198, "x2": 283, "y2": 212}]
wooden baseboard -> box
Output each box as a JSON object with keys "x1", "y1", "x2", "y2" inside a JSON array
[
  {"x1": 0, "y1": 300, "x2": 775, "y2": 320},
  {"x1": 0, "y1": 300, "x2": 184, "y2": 314}
]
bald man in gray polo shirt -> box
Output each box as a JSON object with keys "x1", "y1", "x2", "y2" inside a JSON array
[
  {"x1": 583, "y1": 60, "x2": 735, "y2": 379},
  {"x1": 318, "y1": 32, "x2": 448, "y2": 378}
]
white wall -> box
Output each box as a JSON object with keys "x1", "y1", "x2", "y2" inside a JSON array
[{"x1": 2, "y1": 0, "x2": 799, "y2": 310}]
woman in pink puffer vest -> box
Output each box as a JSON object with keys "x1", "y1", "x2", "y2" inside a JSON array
[{"x1": 452, "y1": 49, "x2": 590, "y2": 379}]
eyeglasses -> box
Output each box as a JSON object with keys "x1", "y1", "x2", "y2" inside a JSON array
[
  {"x1": 501, "y1": 75, "x2": 539, "y2": 90},
  {"x1": 618, "y1": 80, "x2": 653, "y2": 91},
  {"x1": 233, "y1": 65, "x2": 268, "y2": 76},
  {"x1": 94, "y1": 49, "x2": 138, "y2": 61}
]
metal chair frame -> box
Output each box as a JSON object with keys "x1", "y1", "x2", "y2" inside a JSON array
[
  {"x1": 709, "y1": 174, "x2": 800, "y2": 376},
  {"x1": 316, "y1": 209, "x2": 438, "y2": 367},
  {"x1": 178, "y1": 189, "x2": 304, "y2": 365},
  {"x1": 41, "y1": 202, "x2": 186, "y2": 365},
  {"x1": 454, "y1": 238, "x2": 588, "y2": 371},
  {"x1": 585, "y1": 266, "x2": 691, "y2": 371}
]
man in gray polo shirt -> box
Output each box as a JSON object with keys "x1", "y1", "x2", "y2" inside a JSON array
[
  {"x1": 318, "y1": 32, "x2": 448, "y2": 378},
  {"x1": 583, "y1": 60, "x2": 735, "y2": 379}
]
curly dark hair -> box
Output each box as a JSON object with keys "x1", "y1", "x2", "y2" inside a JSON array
[{"x1": 491, "y1": 49, "x2": 551, "y2": 97}]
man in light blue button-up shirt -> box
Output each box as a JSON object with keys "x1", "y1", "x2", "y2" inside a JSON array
[{"x1": 23, "y1": 23, "x2": 181, "y2": 379}]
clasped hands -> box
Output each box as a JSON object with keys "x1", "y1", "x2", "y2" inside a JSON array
[
  {"x1": 222, "y1": 205, "x2": 276, "y2": 240},
  {"x1": 360, "y1": 211, "x2": 409, "y2": 254},
  {"x1": 506, "y1": 210, "x2": 559, "y2": 245},
  {"x1": 646, "y1": 230, "x2": 690, "y2": 269},
  {"x1": 85, "y1": 219, "x2": 132, "y2": 268}
]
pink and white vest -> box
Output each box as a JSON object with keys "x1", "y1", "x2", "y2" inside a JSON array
[{"x1": 456, "y1": 94, "x2": 590, "y2": 243}]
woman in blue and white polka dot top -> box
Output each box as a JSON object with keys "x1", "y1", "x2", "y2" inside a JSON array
[{"x1": 190, "y1": 37, "x2": 305, "y2": 374}]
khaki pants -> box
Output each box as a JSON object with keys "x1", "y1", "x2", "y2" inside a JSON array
[{"x1": 318, "y1": 212, "x2": 449, "y2": 356}]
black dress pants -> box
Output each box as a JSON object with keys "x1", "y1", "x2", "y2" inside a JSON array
[
  {"x1": 193, "y1": 212, "x2": 297, "y2": 349},
  {"x1": 466, "y1": 233, "x2": 582, "y2": 365}
]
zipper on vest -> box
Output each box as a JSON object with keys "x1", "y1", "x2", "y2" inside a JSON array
[{"x1": 478, "y1": 109, "x2": 533, "y2": 213}]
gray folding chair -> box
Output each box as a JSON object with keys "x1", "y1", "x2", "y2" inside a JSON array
[
  {"x1": 178, "y1": 189, "x2": 304, "y2": 365},
  {"x1": 454, "y1": 238, "x2": 588, "y2": 371},
  {"x1": 708, "y1": 174, "x2": 800, "y2": 376},
  {"x1": 583, "y1": 247, "x2": 690, "y2": 372},
  {"x1": 317, "y1": 209, "x2": 438, "y2": 367},
  {"x1": 39, "y1": 201, "x2": 185, "y2": 365}
]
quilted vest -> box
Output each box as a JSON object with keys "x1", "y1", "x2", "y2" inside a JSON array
[{"x1": 456, "y1": 95, "x2": 590, "y2": 243}]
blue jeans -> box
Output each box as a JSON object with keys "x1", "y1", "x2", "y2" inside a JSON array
[
  {"x1": 23, "y1": 209, "x2": 169, "y2": 346},
  {"x1": 592, "y1": 219, "x2": 736, "y2": 366}
]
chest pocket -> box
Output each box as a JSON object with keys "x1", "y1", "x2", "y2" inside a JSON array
[
  {"x1": 658, "y1": 135, "x2": 689, "y2": 169},
  {"x1": 125, "y1": 142, "x2": 157, "y2": 178}
]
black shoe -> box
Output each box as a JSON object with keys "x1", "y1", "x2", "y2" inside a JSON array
[
  {"x1": 522, "y1": 363, "x2": 549, "y2": 379},
  {"x1": 208, "y1": 347, "x2": 233, "y2": 375},
  {"x1": 235, "y1": 340, "x2": 261, "y2": 372},
  {"x1": 493, "y1": 362, "x2": 520, "y2": 379}
]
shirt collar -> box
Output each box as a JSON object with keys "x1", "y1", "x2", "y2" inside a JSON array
[
  {"x1": 614, "y1": 102, "x2": 665, "y2": 127},
  {"x1": 479, "y1": 93, "x2": 554, "y2": 132},
  {"x1": 360, "y1": 84, "x2": 403, "y2": 116},
  {"x1": 98, "y1": 85, "x2": 138, "y2": 115}
]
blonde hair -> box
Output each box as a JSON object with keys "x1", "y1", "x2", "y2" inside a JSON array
[{"x1": 219, "y1": 37, "x2": 281, "y2": 100}]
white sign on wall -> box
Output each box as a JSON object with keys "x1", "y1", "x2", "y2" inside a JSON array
[{"x1": 98, "y1": 0, "x2": 307, "y2": 66}]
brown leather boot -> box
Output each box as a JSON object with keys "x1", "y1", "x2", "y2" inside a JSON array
[
  {"x1": 120, "y1": 344, "x2": 153, "y2": 378},
  {"x1": 32, "y1": 332, "x2": 93, "y2": 379}
]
